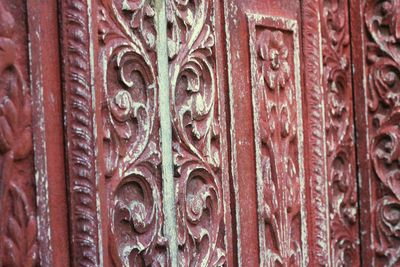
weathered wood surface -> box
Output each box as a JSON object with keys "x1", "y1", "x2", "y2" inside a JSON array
[{"x1": 2, "y1": 0, "x2": 400, "y2": 266}]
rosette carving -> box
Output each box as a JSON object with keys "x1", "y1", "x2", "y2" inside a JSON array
[
  {"x1": 167, "y1": 0, "x2": 227, "y2": 265},
  {"x1": 99, "y1": 0, "x2": 168, "y2": 265},
  {"x1": 321, "y1": 0, "x2": 359, "y2": 265},
  {"x1": 364, "y1": 0, "x2": 400, "y2": 264},
  {"x1": 250, "y1": 22, "x2": 303, "y2": 266}
]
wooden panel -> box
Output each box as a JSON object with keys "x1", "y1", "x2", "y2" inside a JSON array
[
  {"x1": 97, "y1": 0, "x2": 169, "y2": 265},
  {"x1": 0, "y1": 1, "x2": 38, "y2": 265},
  {"x1": 351, "y1": 0, "x2": 400, "y2": 265},
  {"x1": 0, "y1": 0, "x2": 69, "y2": 266},
  {"x1": 27, "y1": 0, "x2": 70, "y2": 265},
  {"x1": 0, "y1": 0, "x2": 369, "y2": 266},
  {"x1": 321, "y1": 1, "x2": 360, "y2": 266},
  {"x1": 223, "y1": 1, "x2": 311, "y2": 266},
  {"x1": 223, "y1": 0, "x2": 360, "y2": 266},
  {"x1": 248, "y1": 15, "x2": 305, "y2": 266},
  {"x1": 167, "y1": 0, "x2": 233, "y2": 265}
]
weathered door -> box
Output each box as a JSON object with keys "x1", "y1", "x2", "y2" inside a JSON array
[{"x1": 1, "y1": 0, "x2": 400, "y2": 266}]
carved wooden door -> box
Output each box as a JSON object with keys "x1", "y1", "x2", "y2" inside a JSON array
[{"x1": 1, "y1": 0, "x2": 400, "y2": 266}]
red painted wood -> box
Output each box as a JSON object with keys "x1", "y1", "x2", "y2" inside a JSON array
[
  {"x1": 321, "y1": 1, "x2": 360, "y2": 266},
  {"x1": 27, "y1": 0, "x2": 70, "y2": 266},
  {"x1": 167, "y1": 0, "x2": 234, "y2": 265},
  {"x1": 351, "y1": 0, "x2": 400, "y2": 265},
  {"x1": 224, "y1": 1, "x2": 306, "y2": 266},
  {"x1": 0, "y1": 1, "x2": 69, "y2": 266},
  {"x1": 2, "y1": 0, "x2": 400, "y2": 266}
]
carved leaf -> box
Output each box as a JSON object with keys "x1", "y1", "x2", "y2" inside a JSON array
[{"x1": 2, "y1": 185, "x2": 38, "y2": 267}]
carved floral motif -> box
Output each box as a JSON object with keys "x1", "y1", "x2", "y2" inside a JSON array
[
  {"x1": 98, "y1": 0, "x2": 168, "y2": 265},
  {"x1": 0, "y1": 2, "x2": 37, "y2": 266},
  {"x1": 250, "y1": 19, "x2": 303, "y2": 266},
  {"x1": 321, "y1": 0, "x2": 359, "y2": 266},
  {"x1": 167, "y1": 0, "x2": 227, "y2": 265},
  {"x1": 364, "y1": 0, "x2": 400, "y2": 265}
]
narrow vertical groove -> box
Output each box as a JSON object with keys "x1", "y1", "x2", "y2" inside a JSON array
[
  {"x1": 347, "y1": 0, "x2": 364, "y2": 265},
  {"x1": 155, "y1": 0, "x2": 178, "y2": 266}
]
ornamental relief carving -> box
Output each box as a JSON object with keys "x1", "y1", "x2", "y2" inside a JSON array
[
  {"x1": 167, "y1": 0, "x2": 227, "y2": 265},
  {"x1": 248, "y1": 16, "x2": 304, "y2": 267},
  {"x1": 364, "y1": 0, "x2": 400, "y2": 265},
  {"x1": 98, "y1": 0, "x2": 168, "y2": 265},
  {"x1": 321, "y1": 0, "x2": 359, "y2": 266},
  {"x1": 0, "y1": 2, "x2": 37, "y2": 266}
]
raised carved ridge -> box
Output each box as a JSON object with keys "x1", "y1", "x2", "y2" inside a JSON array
[
  {"x1": 321, "y1": 0, "x2": 360, "y2": 266},
  {"x1": 363, "y1": 0, "x2": 400, "y2": 265},
  {"x1": 60, "y1": 0, "x2": 100, "y2": 265},
  {"x1": 302, "y1": 0, "x2": 330, "y2": 265},
  {"x1": 248, "y1": 15, "x2": 304, "y2": 266},
  {"x1": 167, "y1": 0, "x2": 228, "y2": 265},
  {"x1": 0, "y1": 2, "x2": 37, "y2": 266},
  {"x1": 98, "y1": 0, "x2": 168, "y2": 265}
]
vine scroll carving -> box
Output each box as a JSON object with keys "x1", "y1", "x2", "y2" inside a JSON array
[
  {"x1": 321, "y1": 0, "x2": 360, "y2": 266},
  {"x1": 98, "y1": 0, "x2": 169, "y2": 265},
  {"x1": 167, "y1": 0, "x2": 230, "y2": 265},
  {"x1": 358, "y1": 0, "x2": 400, "y2": 265}
]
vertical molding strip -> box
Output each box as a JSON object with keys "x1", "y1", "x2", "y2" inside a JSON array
[
  {"x1": 302, "y1": 0, "x2": 331, "y2": 265},
  {"x1": 59, "y1": 0, "x2": 101, "y2": 265},
  {"x1": 155, "y1": 0, "x2": 178, "y2": 266}
]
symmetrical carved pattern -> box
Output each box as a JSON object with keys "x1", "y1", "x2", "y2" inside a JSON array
[
  {"x1": 248, "y1": 16, "x2": 304, "y2": 267},
  {"x1": 0, "y1": 2, "x2": 37, "y2": 266},
  {"x1": 364, "y1": 0, "x2": 400, "y2": 265},
  {"x1": 167, "y1": 0, "x2": 227, "y2": 265},
  {"x1": 321, "y1": 1, "x2": 360, "y2": 266},
  {"x1": 98, "y1": 0, "x2": 168, "y2": 265}
]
